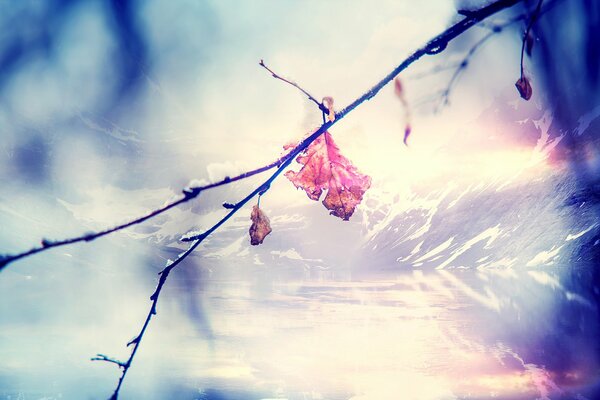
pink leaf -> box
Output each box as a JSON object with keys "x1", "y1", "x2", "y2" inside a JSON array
[{"x1": 285, "y1": 132, "x2": 371, "y2": 220}]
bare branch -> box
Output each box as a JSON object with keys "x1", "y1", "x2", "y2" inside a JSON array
[
  {"x1": 96, "y1": 2, "x2": 530, "y2": 398},
  {"x1": 259, "y1": 59, "x2": 330, "y2": 115},
  {"x1": 0, "y1": 150, "x2": 295, "y2": 272},
  {"x1": 2, "y1": 1, "x2": 545, "y2": 275}
]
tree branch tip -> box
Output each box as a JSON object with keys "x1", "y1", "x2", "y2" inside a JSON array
[
  {"x1": 91, "y1": 354, "x2": 126, "y2": 368},
  {"x1": 222, "y1": 202, "x2": 236, "y2": 209}
]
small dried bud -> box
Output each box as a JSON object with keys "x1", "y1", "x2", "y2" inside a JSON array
[{"x1": 515, "y1": 76, "x2": 532, "y2": 101}]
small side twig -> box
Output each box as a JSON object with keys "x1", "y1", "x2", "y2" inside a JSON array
[
  {"x1": 436, "y1": 28, "x2": 501, "y2": 111},
  {"x1": 259, "y1": 59, "x2": 330, "y2": 115},
  {"x1": 91, "y1": 354, "x2": 126, "y2": 369}
]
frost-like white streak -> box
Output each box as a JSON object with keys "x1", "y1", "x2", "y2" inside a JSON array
[
  {"x1": 270, "y1": 213, "x2": 306, "y2": 230},
  {"x1": 565, "y1": 292, "x2": 595, "y2": 309},
  {"x1": 413, "y1": 237, "x2": 454, "y2": 263},
  {"x1": 204, "y1": 236, "x2": 249, "y2": 258},
  {"x1": 438, "y1": 270, "x2": 501, "y2": 311},
  {"x1": 185, "y1": 178, "x2": 210, "y2": 189},
  {"x1": 566, "y1": 224, "x2": 598, "y2": 241},
  {"x1": 363, "y1": 184, "x2": 452, "y2": 245},
  {"x1": 78, "y1": 113, "x2": 142, "y2": 143},
  {"x1": 396, "y1": 240, "x2": 423, "y2": 262},
  {"x1": 530, "y1": 111, "x2": 564, "y2": 164},
  {"x1": 478, "y1": 262, "x2": 518, "y2": 277},
  {"x1": 57, "y1": 186, "x2": 175, "y2": 227},
  {"x1": 525, "y1": 245, "x2": 562, "y2": 267},
  {"x1": 435, "y1": 225, "x2": 502, "y2": 270},
  {"x1": 406, "y1": 186, "x2": 454, "y2": 241},
  {"x1": 527, "y1": 271, "x2": 561, "y2": 289},
  {"x1": 575, "y1": 103, "x2": 600, "y2": 136},
  {"x1": 447, "y1": 184, "x2": 472, "y2": 209},
  {"x1": 496, "y1": 111, "x2": 561, "y2": 191},
  {"x1": 0, "y1": 203, "x2": 50, "y2": 227},
  {"x1": 206, "y1": 161, "x2": 244, "y2": 182},
  {"x1": 270, "y1": 248, "x2": 303, "y2": 260},
  {"x1": 496, "y1": 344, "x2": 563, "y2": 400},
  {"x1": 180, "y1": 229, "x2": 205, "y2": 241},
  {"x1": 270, "y1": 248, "x2": 322, "y2": 263},
  {"x1": 253, "y1": 254, "x2": 264, "y2": 265}
]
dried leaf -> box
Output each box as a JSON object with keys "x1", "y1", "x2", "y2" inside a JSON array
[
  {"x1": 322, "y1": 96, "x2": 335, "y2": 122},
  {"x1": 515, "y1": 76, "x2": 532, "y2": 101},
  {"x1": 394, "y1": 77, "x2": 403, "y2": 96},
  {"x1": 285, "y1": 131, "x2": 371, "y2": 220},
  {"x1": 403, "y1": 124, "x2": 412, "y2": 146},
  {"x1": 394, "y1": 77, "x2": 412, "y2": 145},
  {"x1": 249, "y1": 205, "x2": 272, "y2": 245}
]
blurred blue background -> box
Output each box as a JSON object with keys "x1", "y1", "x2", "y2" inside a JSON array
[{"x1": 1, "y1": 1, "x2": 600, "y2": 399}]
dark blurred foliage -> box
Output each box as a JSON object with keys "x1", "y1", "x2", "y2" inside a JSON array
[
  {"x1": 0, "y1": 0, "x2": 147, "y2": 117},
  {"x1": 513, "y1": 0, "x2": 600, "y2": 391},
  {"x1": 533, "y1": 0, "x2": 600, "y2": 303},
  {"x1": 534, "y1": 0, "x2": 600, "y2": 173}
]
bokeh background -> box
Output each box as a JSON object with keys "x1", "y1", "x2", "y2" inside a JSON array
[{"x1": 1, "y1": 0, "x2": 599, "y2": 399}]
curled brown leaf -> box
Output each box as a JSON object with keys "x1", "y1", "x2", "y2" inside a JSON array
[
  {"x1": 515, "y1": 76, "x2": 532, "y2": 100},
  {"x1": 249, "y1": 205, "x2": 272, "y2": 245},
  {"x1": 394, "y1": 77, "x2": 412, "y2": 146}
]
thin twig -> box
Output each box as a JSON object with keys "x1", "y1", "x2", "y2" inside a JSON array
[
  {"x1": 422, "y1": 0, "x2": 556, "y2": 112},
  {"x1": 436, "y1": 28, "x2": 501, "y2": 111},
  {"x1": 408, "y1": 62, "x2": 462, "y2": 80},
  {"x1": 91, "y1": 354, "x2": 127, "y2": 369},
  {"x1": 519, "y1": 0, "x2": 544, "y2": 79},
  {"x1": 97, "y1": 1, "x2": 527, "y2": 398},
  {"x1": 0, "y1": 151, "x2": 295, "y2": 272},
  {"x1": 259, "y1": 59, "x2": 330, "y2": 115}
]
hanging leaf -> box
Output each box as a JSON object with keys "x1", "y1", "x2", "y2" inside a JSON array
[
  {"x1": 403, "y1": 124, "x2": 412, "y2": 146},
  {"x1": 249, "y1": 205, "x2": 272, "y2": 245},
  {"x1": 394, "y1": 76, "x2": 404, "y2": 96},
  {"x1": 515, "y1": 76, "x2": 532, "y2": 100},
  {"x1": 322, "y1": 96, "x2": 335, "y2": 122},
  {"x1": 285, "y1": 131, "x2": 371, "y2": 220},
  {"x1": 394, "y1": 77, "x2": 412, "y2": 146}
]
